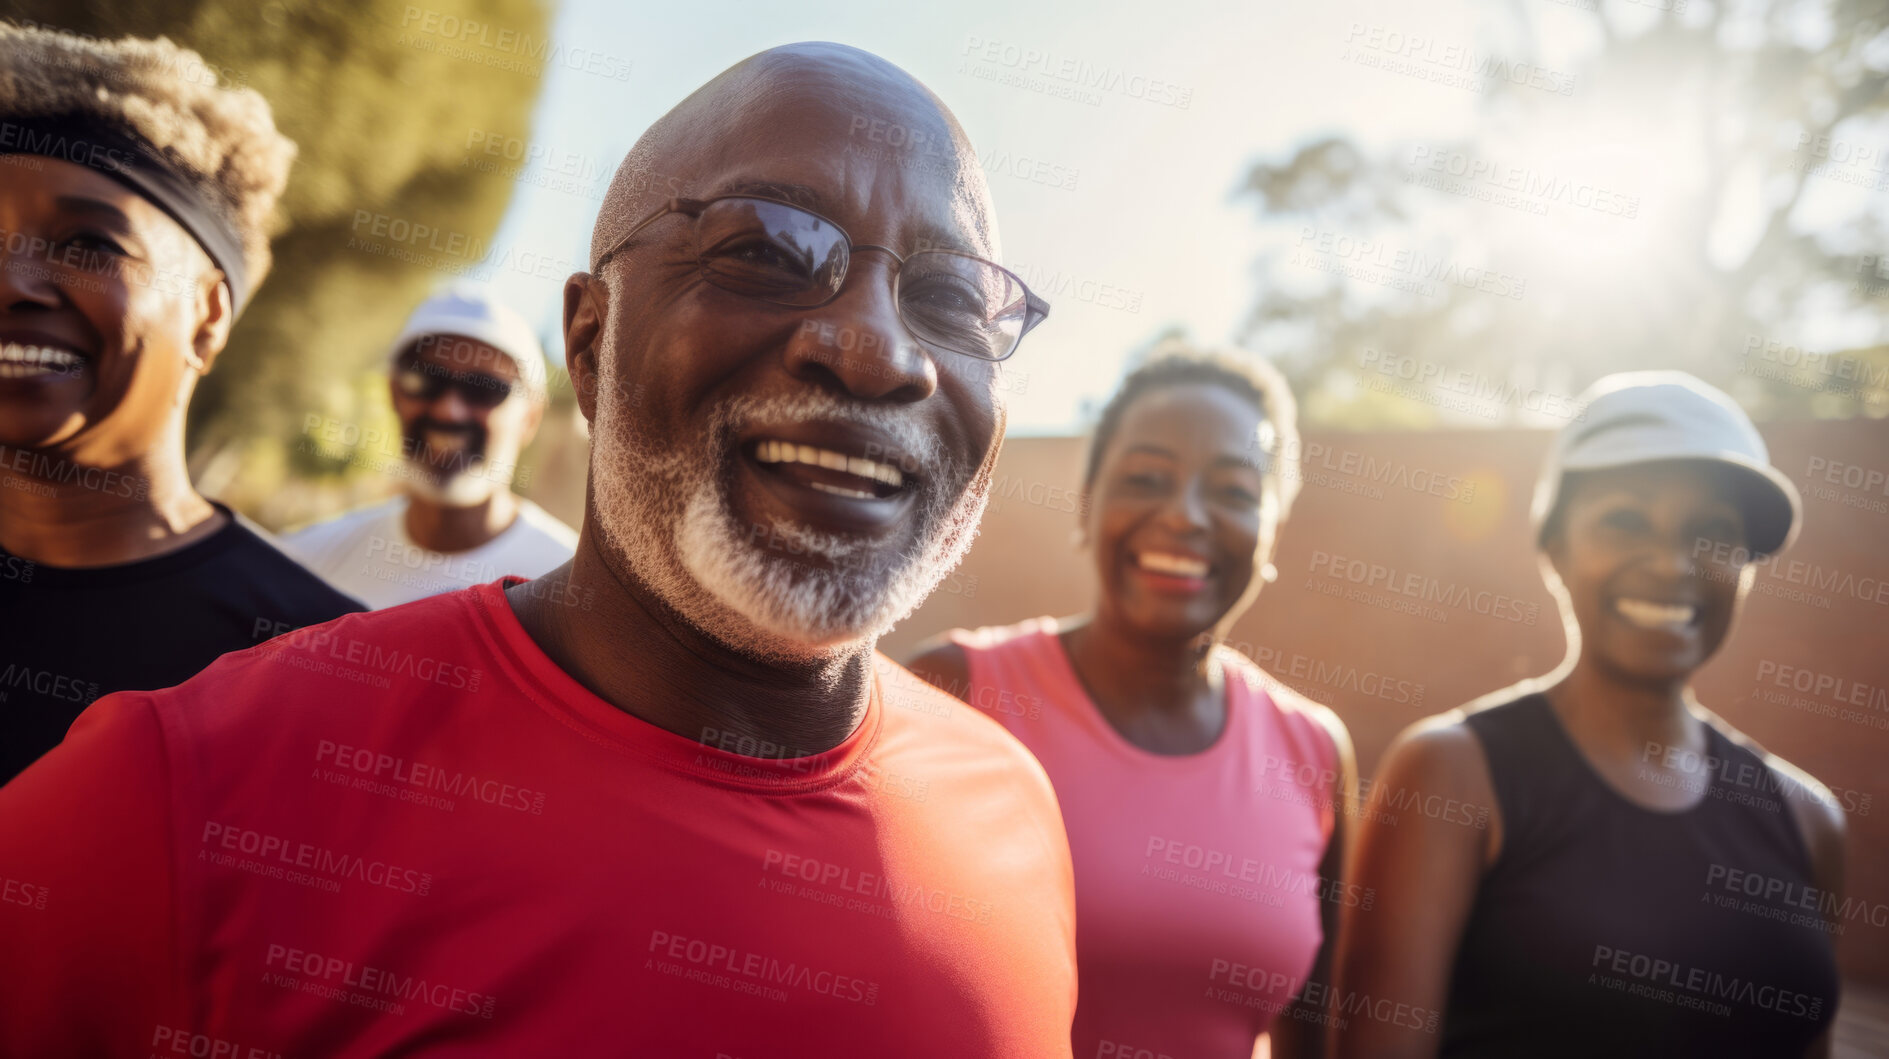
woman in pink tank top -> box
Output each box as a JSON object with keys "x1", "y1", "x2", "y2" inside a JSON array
[{"x1": 907, "y1": 348, "x2": 1356, "y2": 1059}]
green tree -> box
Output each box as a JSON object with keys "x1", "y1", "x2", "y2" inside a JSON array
[
  {"x1": 8, "y1": 0, "x2": 553, "y2": 522},
  {"x1": 1240, "y1": 0, "x2": 1889, "y2": 428}
]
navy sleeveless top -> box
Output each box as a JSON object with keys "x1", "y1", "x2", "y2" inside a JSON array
[{"x1": 1441, "y1": 695, "x2": 1840, "y2": 1058}]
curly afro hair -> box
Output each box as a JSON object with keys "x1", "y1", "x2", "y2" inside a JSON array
[{"x1": 0, "y1": 22, "x2": 296, "y2": 287}]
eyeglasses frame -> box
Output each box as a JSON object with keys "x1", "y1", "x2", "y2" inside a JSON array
[{"x1": 590, "y1": 194, "x2": 1050, "y2": 362}]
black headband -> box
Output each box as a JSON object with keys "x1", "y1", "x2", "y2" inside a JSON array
[{"x1": 0, "y1": 113, "x2": 252, "y2": 315}]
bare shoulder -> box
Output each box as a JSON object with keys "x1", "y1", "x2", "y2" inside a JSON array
[
  {"x1": 1370, "y1": 708, "x2": 1506, "y2": 859},
  {"x1": 1379, "y1": 709, "x2": 1488, "y2": 786},
  {"x1": 900, "y1": 635, "x2": 971, "y2": 703},
  {"x1": 1380, "y1": 680, "x2": 1558, "y2": 793}
]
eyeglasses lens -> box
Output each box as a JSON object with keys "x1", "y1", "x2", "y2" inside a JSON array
[{"x1": 692, "y1": 197, "x2": 1028, "y2": 360}]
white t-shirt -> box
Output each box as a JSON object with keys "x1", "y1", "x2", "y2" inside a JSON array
[{"x1": 280, "y1": 496, "x2": 577, "y2": 609}]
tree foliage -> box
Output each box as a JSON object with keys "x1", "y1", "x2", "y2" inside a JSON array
[
  {"x1": 1240, "y1": 0, "x2": 1889, "y2": 428},
  {"x1": 8, "y1": 0, "x2": 553, "y2": 520}
]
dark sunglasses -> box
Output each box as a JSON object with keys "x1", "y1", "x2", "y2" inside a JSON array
[
  {"x1": 592, "y1": 195, "x2": 1050, "y2": 362},
  {"x1": 393, "y1": 362, "x2": 516, "y2": 409}
]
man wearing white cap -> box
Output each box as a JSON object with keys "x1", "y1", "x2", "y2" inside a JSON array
[{"x1": 282, "y1": 286, "x2": 577, "y2": 607}]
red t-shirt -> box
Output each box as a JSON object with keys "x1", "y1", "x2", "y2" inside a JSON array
[{"x1": 0, "y1": 581, "x2": 1077, "y2": 1057}]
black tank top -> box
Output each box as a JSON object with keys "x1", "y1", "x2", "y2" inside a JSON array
[{"x1": 1441, "y1": 694, "x2": 1840, "y2": 1058}]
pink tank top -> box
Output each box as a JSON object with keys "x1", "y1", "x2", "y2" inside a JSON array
[{"x1": 951, "y1": 617, "x2": 1339, "y2": 1059}]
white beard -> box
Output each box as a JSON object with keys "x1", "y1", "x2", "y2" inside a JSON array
[{"x1": 587, "y1": 351, "x2": 991, "y2": 663}]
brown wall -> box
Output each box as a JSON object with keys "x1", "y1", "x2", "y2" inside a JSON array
[{"x1": 882, "y1": 419, "x2": 1889, "y2": 982}]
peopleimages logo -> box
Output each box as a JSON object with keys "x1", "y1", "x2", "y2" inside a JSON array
[
  {"x1": 1704, "y1": 863, "x2": 1889, "y2": 930},
  {"x1": 1308, "y1": 550, "x2": 1540, "y2": 626},
  {"x1": 1640, "y1": 739, "x2": 1871, "y2": 817},
  {"x1": 1143, "y1": 836, "x2": 1375, "y2": 909},
  {"x1": 259, "y1": 623, "x2": 487, "y2": 691},
  {"x1": 1341, "y1": 23, "x2": 1577, "y2": 96},
  {"x1": 1294, "y1": 227, "x2": 1527, "y2": 301},
  {"x1": 647, "y1": 929, "x2": 881, "y2": 1006},
  {"x1": 1228, "y1": 638, "x2": 1427, "y2": 706},
  {"x1": 0, "y1": 663, "x2": 100, "y2": 705},
  {"x1": 849, "y1": 119, "x2": 1083, "y2": 192},
  {"x1": 1007, "y1": 262, "x2": 1144, "y2": 313},
  {"x1": 315, "y1": 740, "x2": 546, "y2": 814},
  {"x1": 1358, "y1": 348, "x2": 1588, "y2": 423},
  {"x1": 1741, "y1": 334, "x2": 1889, "y2": 396},
  {"x1": 1791, "y1": 133, "x2": 1889, "y2": 191},
  {"x1": 149, "y1": 1026, "x2": 280, "y2": 1059},
  {"x1": 1272, "y1": 438, "x2": 1478, "y2": 504},
  {"x1": 1590, "y1": 945, "x2": 1825, "y2": 1021},
  {"x1": 1754, "y1": 660, "x2": 1885, "y2": 710},
  {"x1": 1749, "y1": 659, "x2": 1889, "y2": 732},
  {"x1": 0, "y1": 121, "x2": 130, "y2": 174},
  {"x1": 1693, "y1": 539, "x2": 1889, "y2": 608},
  {"x1": 0, "y1": 443, "x2": 148, "y2": 501},
  {"x1": 1405, "y1": 146, "x2": 1639, "y2": 218},
  {"x1": 397, "y1": 5, "x2": 631, "y2": 81},
  {"x1": 761, "y1": 849, "x2": 995, "y2": 924},
  {"x1": 350, "y1": 210, "x2": 488, "y2": 260},
  {"x1": 265, "y1": 943, "x2": 496, "y2": 1018},
  {"x1": 958, "y1": 36, "x2": 1195, "y2": 109},
  {"x1": 1203, "y1": 964, "x2": 1441, "y2": 1034},
  {"x1": 1799, "y1": 456, "x2": 1889, "y2": 515},
  {"x1": 1, "y1": 873, "x2": 48, "y2": 911},
  {"x1": 464, "y1": 128, "x2": 607, "y2": 183},
  {"x1": 200, "y1": 821, "x2": 434, "y2": 897}
]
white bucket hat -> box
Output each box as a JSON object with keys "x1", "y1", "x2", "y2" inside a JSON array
[
  {"x1": 1532, "y1": 371, "x2": 1801, "y2": 556},
  {"x1": 388, "y1": 284, "x2": 549, "y2": 399}
]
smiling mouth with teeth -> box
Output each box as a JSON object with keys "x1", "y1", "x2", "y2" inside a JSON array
[
  {"x1": 424, "y1": 429, "x2": 474, "y2": 454},
  {"x1": 0, "y1": 343, "x2": 86, "y2": 380},
  {"x1": 1614, "y1": 598, "x2": 1698, "y2": 631},
  {"x1": 1136, "y1": 551, "x2": 1211, "y2": 578},
  {"x1": 752, "y1": 438, "x2": 908, "y2": 500}
]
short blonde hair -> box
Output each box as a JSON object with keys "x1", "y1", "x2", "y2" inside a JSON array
[{"x1": 0, "y1": 22, "x2": 296, "y2": 286}]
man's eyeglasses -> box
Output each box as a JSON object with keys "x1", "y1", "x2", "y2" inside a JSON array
[
  {"x1": 393, "y1": 361, "x2": 516, "y2": 409},
  {"x1": 591, "y1": 195, "x2": 1050, "y2": 362}
]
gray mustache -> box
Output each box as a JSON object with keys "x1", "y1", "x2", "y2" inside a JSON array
[{"x1": 712, "y1": 392, "x2": 946, "y2": 475}]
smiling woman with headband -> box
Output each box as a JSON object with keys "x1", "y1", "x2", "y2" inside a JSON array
[
  {"x1": 0, "y1": 24, "x2": 361, "y2": 782},
  {"x1": 908, "y1": 346, "x2": 1357, "y2": 1059},
  {"x1": 1334, "y1": 371, "x2": 1845, "y2": 1058}
]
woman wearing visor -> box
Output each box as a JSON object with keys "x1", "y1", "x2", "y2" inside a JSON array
[
  {"x1": 1335, "y1": 372, "x2": 1844, "y2": 1058},
  {"x1": 908, "y1": 347, "x2": 1356, "y2": 1059},
  {"x1": 0, "y1": 26, "x2": 361, "y2": 783}
]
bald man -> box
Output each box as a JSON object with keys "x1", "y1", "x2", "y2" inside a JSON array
[{"x1": 0, "y1": 43, "x2": 1072, "y2": 1056}]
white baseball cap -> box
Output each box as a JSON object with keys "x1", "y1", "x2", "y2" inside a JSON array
[
  {"x1": 1532, "y1": 370, "x2": 1801, "y2": 556},
  {"x1": 389, "y1": 284, "x2": 548, "y2": 398}
]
